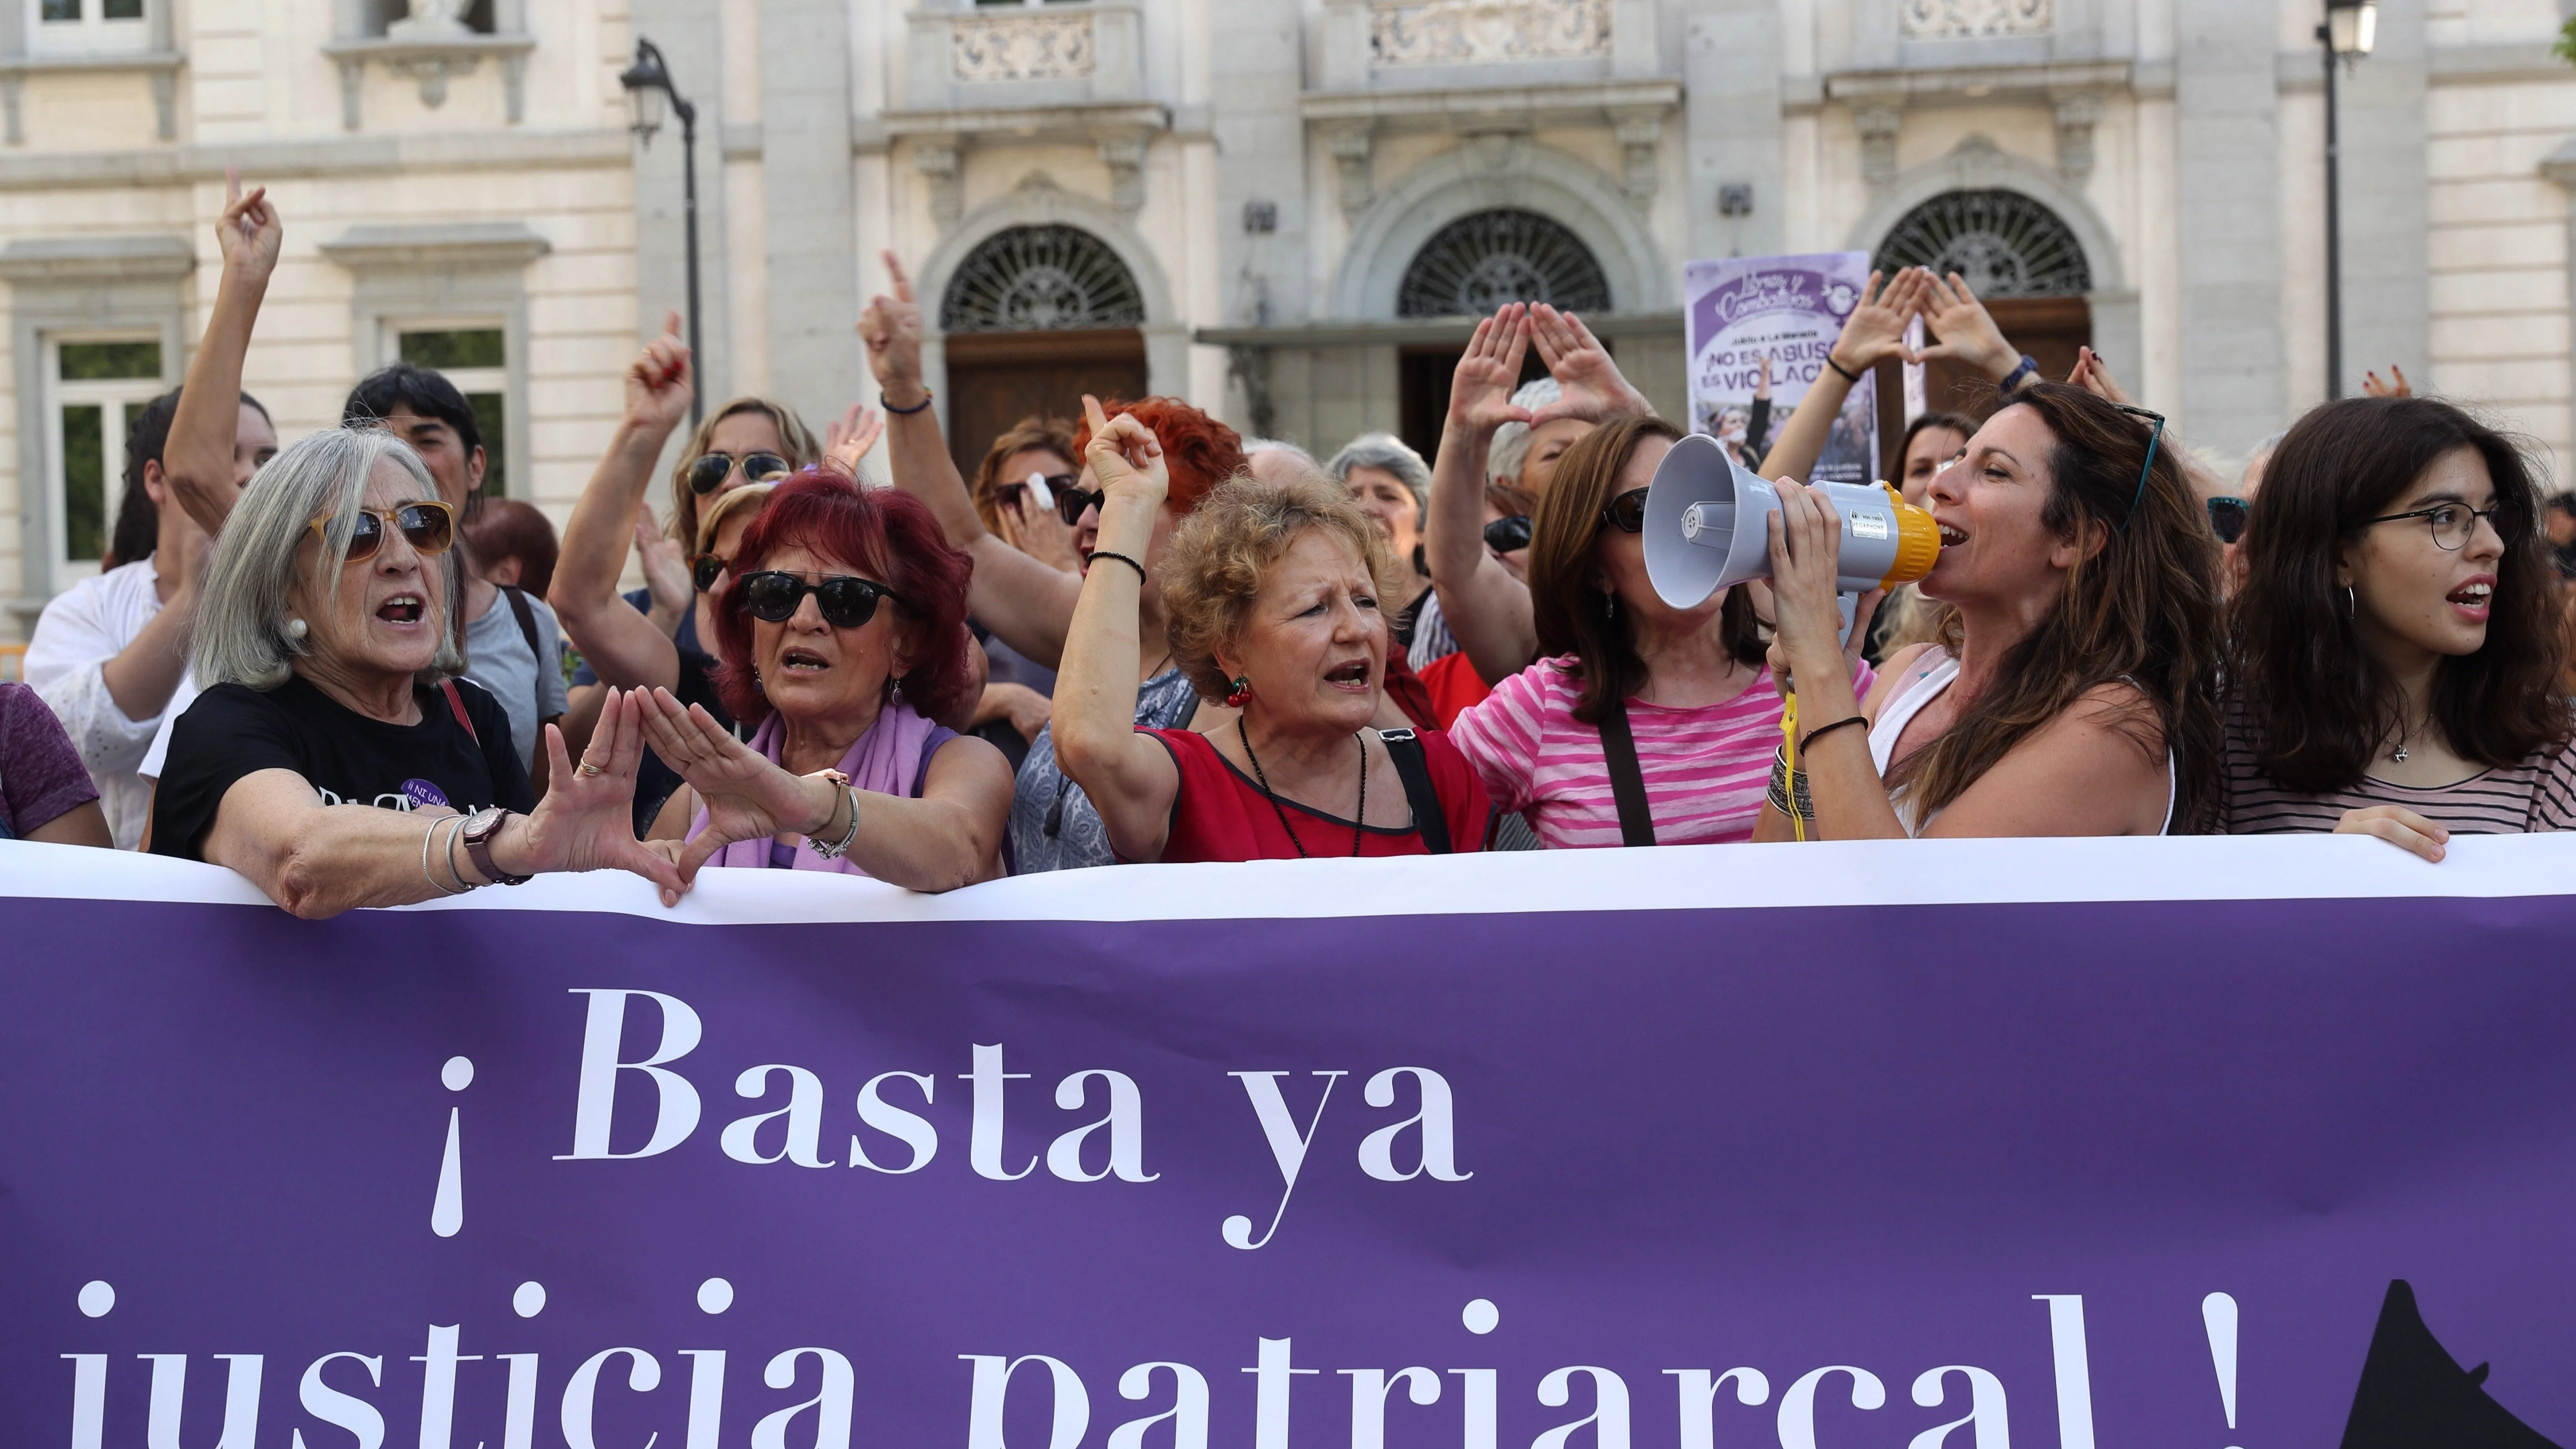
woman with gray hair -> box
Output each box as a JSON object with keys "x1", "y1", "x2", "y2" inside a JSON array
[{"x1": 148, "y1": 427, "x2": 682, "y2": 917}]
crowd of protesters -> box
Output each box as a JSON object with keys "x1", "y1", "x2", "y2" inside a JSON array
[{"x1": 7, "y1": 171, "x2": 2574, "y2": 914}]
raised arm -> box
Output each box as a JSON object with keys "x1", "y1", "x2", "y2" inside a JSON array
[
  {"x1": 1425, "y1": 305, "x2": 1542, "y2": 685},
  {"x1": 1911, "y1": 272, "x2": 2031, "y2": 392},
  {"x1": 550, "y1": 314, "x2": 693, "y2": 692},
  {"x1": 862, "y1": 251, "x2": 1084, "y2": 668},
  {"x1": 1527, "y1": 304, "x2": 1651, "y2": 420},
  {"x1": 1760, "y1": 269, "x2": 1921, "y2": 487},
  {"x1": 164, "y1": 172, "x2": 283, "y2": 538},
  {"x1": 1051, "y1": 396, "x2": 1184, "y2": 862}
]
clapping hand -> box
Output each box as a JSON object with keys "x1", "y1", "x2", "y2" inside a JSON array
[
  {"x1": 624, "y1": 312, "x2": 695, "y2": 436},
  {"x1": 636, "y1": 687, "x2": 841, "y2": 902},
  {"x1": 1529, "y1": 304, "x2": 1650, "y2": 421},
  {"x1": 859, "y1": 251, "x2": 928, "y2": 404},
  {"x1": 1082, "y1": 393, "x2": 1169, "y2": 512},
  {"x1": 216, "y1": 170, "x2": 284, "y2": 287},
  {"x1": 1447, "y1": 304, "x2": 1537, "y2": 435}
]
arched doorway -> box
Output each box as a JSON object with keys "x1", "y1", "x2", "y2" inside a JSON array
[
  {"x1": 1393, "y1": 208, "x2": 1615, "y2": 461},
  {"x1": 1871, "y1": 188, "x2": 2094, "y2": 465},
  {"x1": 939, "y1": 224, "x2": 1149, "y2": 477}
]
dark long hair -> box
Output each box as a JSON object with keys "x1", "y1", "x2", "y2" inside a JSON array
[
  {"x1": 2226, "y1": 396, "x2": 2566, "y2": 790},
  {"x1": 1528, "y1": 413, "x2": 1764, "y2": 725},
  {"x1": 1894, "y1": 382, "x2": 2225, "y2": 831},
  {"x1": 105, "y1": 387, "x2": 271, "y2": 569}
]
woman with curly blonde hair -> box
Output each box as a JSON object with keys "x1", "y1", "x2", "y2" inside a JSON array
[{"x1": 1053, "y1": 398, "x2": 1488, "y2": 863}]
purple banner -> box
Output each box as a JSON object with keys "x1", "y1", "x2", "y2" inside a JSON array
[{"x1": 3, "y1": 840, "x2": 2573, "y2": 1449}]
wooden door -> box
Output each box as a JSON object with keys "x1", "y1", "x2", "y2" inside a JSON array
[
  {"x1": 945, "y1": 328, "x2": 1148, "y2": 479},
  {"x1": 1871, "y1": 295, "x2": 2090, "y2": 479}
]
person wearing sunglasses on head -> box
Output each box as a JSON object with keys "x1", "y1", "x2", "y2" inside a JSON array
[
  {"x1": 146, "y1": 428, "x2": 683, "y2": 916},
  {"x1": 860, "y1": 252, "x2": 1248, "y2": 873},
  {"x1": 2221, "y1": 396, "x2": 2576, "y2": 861},
  {"x1": 1054, "y1": 400, "x2": 1487, "y2": 865},
  {"x1": 1754, "y1": 382, "x2": 2223, "y2": 842},
  {"x1": 632, "y1": 471, "x2": 1013, "y2": 895},
  {"x1": 1444, "y1": 416, "x2": 1873, "y2": 849}
]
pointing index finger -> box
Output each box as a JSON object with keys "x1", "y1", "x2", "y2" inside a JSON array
[{"x1": 882, "y1": 250, "x2": 914, "y2": 303}]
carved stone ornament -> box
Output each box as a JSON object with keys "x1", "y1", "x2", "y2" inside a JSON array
[
  {"x1": 915, "y1": 140, "x2": 965, "y2": 230},
  {"x1": 1371, "y1": 0, "x2": 1613, "y2": 67},
  {"x1": 952, "y1": 9, "x2": 1097, "y2": 83},
  {"x1": 1855, "y1": 105, "x2": 1903, "y2": 190},
  {"x1": 1898, "y1": 0, "x2": 2054, "y2": 40},
  {"x1": 1327, "y1": 121, "x2": 1376, "y2": 219}
]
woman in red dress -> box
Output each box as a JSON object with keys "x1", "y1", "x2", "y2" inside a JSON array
[{"x1": 1053, "y1": 397, "x2": 1488, "y2": 863}]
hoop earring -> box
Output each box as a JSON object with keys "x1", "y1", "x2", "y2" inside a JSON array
[
  {"x1": 1224, "y1": 676, "x2": 1252, "y2": 708},
  {"x1": 2344, "y1": 586, "x2": 2355, "y2": 619}
]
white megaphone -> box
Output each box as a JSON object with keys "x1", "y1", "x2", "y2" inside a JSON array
[{"x1": 1643, "y1": 432, "x2": 1941, "y2": 636}]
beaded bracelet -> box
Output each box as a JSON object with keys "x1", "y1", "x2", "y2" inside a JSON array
[{"x1": 883, "y1": 389, "x2": 935, "y2": 416}]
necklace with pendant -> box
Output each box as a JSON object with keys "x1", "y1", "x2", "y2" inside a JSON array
[{"x1": 2391, "y1": 745, "x2": 2410, "y2": 763}]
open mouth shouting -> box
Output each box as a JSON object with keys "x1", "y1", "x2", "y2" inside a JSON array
[
  {"x1": 1935, "y1": 520, "x2": 1970, "y2": 548},
  {"x1": 1323, "y1": 658, "x2": 1371, "y2": 693},
  {"x1": 376, "y1": 592, "x2": 426, "y2": 626},
  {"x1": 2447, "y1": 576, "x2": 2495, "y2": 622},
  {"x1": 778, "y1": 645, "x2": 833, "y2": 676}
]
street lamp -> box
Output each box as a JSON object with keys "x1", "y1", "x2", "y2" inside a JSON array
[
  {"x1": 620, "y1": 38, "x2": 704, "y2": 430},
  {"x1": 2320, "y1": 0, "x2": 2378, "y2": 399}
]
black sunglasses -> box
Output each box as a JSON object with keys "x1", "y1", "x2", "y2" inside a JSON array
[
  {"x1": 998, "y1": 472, "x2": 1078, "y2": 511},
  {"x1": 1483, "y1": 514, "x2": 1534, "y2": 553},
  {"x1": 689, "y1": 552, "x2": 730, "y2": 592},
  {"x1": 736, "y1": 570, "x2": 900, "y2": 629},
  {"x1": 1053, "y1": 484, "x2": 1109, "y2": 528},
  {"x1": 1599, "y1": 488, "x2": 1649, "y2": 534},
  {"x1": 687, "y1": 450, "x2": 792, "y2": 495},
  {"x1": 2205, "y1": 496, "x2": 2248, "y2": 545}
]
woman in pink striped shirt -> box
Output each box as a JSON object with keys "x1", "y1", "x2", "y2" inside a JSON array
[{"x1": 1448, "y1": 414, "x2": 1874, "y2": 847}]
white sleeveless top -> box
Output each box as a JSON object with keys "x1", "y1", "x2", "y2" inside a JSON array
[{"x1": 1864, "y1": 652, "x2": 2175, "y2": 836}]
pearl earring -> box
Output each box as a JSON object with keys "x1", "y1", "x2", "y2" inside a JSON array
[{"x1": 285, "y1": 617, "x2": 308, "y2": 641}]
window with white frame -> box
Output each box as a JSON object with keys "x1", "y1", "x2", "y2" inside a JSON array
[
  {"x1": 42, "y1": 335, "x2": 163, "y2": 584},
  {"x1": 31, "y1": 0, "x2": 151, "y2": 56},
  {"x1": 389, "y1": 323, "x2": 508, "y2": 498}
]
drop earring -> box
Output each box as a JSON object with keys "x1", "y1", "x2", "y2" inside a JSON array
[{"x1": 1224, "y1": 676, "x2": 1252, "y2": 708}]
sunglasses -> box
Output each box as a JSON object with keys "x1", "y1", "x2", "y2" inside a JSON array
[
  {"x1": 1052, "y1": 484, "x2": 1111, "y2": 528},
  {"x1": 736, "y1": 570, "x2": 900, "y2": 630},
  {"x1": 997, "y1": 472, "x2": 1076, "y2": 514},
  {"x1": 687, "y1": 450, "x2": 793, "y2": 496},
  {"x1": 2114, "y1": 405, "x2": 2166, "y2": 532},
  {"x1": 1599, "y1": 488, "x2": 1649, "y2": 535},
  {"x1": 689, "y1": 552, "x2": 730, "y2": 592},
  {"x1": 2205, "y1": 496, "x2": 2249, "y2": 545},
  {"x1": 311, "y1": 501, "x2": 455, "y2": 562},
  {"x1": 1483, "y1": 514, "x2": 1534, "y2": 553}
]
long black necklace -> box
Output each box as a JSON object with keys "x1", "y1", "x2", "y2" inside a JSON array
[{"x1": 1238, "y1": 719, "x2": 1365, "y2": 858}]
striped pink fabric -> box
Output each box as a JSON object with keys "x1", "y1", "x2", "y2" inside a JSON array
[{"x1": 1449, "y1": 655, "x2": 1874, "y2": 849}]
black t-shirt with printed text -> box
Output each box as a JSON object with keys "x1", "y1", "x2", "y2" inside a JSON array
[{"x1": 150, "y1": 674, "x2": 535, "y2": 862}]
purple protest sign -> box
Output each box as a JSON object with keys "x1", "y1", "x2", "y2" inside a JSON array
[
  {"x1": 1683, "y1": 252, "x2": 1876, "y2": 485},
  {"x1": 2, "y1": 838, "x2": 2571, "y2": 1449}
]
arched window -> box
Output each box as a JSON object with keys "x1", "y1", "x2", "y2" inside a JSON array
[
  {"x1": 939, "y1": 225, "x2": 1147, "y2": 333},
  {"x1": 1873, "y1": 190, "x2": 2091, "y2": 298},
  {"x1": 1396, "y1": 209, "x2": 1613, "y2": 318}
]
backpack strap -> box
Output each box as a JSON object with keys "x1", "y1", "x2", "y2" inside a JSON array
[
  {"x1": 1596, "y1": 699, "x2": 1657, "y2": 847},
  {"x1": 438, "y1": 679, "x2": 480, "y2": 744},
  {"x1": 502, "y1": 585, "x2": 541, "y2": 660},
  {"x1": 1376, "y1": 727, "x2": 1453, "y2": 855}
]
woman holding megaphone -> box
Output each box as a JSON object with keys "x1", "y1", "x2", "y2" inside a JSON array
[{"x1": 1753, "y1": 382, "x2": 2223, "y2": 839}]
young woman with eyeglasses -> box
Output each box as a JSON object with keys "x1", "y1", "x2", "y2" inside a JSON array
[
  {"x1": 1443, "y1": 414, "x2": 1874, "y2": 848},
  {"x1": 1754, "y1": 382, "x2": 2223, "y2": 841},
  {"x1": 635, "y1": 471, "x2": 1013, "y2": 894},
  {"x1": 2222, "y1": 396, "x2": 2574, "y2": 859}
]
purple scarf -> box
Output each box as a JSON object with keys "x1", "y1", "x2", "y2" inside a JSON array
[{"x1": 689, "y1": 699, "x2": 946, "y2": 876}]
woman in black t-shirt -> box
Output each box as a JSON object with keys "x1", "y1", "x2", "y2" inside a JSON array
[{"x1": 150, "y1": 427, "x2": 683, "y2": 917}]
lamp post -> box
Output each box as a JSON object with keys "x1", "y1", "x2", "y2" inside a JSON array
[
  {"x1": 2319, "y1": 0, "x2": 2378, "y2": 399},
  {"x1": 620, "y1": 38, "x2": 703, "y2": 430}
]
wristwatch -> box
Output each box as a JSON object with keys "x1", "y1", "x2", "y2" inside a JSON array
[
  {"x1": 1998, "y1": 353, "x2": 2041, "y2": 395},
  {"x1": 459, "y1": 807, "x2": 531, "y2": 886}
]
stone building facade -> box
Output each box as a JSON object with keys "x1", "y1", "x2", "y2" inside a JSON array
[{"x1": 1, "y1": 0, "x2": 2572, "y2": 640}]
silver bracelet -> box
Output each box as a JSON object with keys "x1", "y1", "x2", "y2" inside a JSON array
[
  {"x1": 442, "y1": 815, "x2": 479, "y2": 892},
  {"x1": 421, "y1": 818, "x2": 467, "y2": 896},
  {"x1": 808, "y1": 785, "x2": 862, "y2": 860}
]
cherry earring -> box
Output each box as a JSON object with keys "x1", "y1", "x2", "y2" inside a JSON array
[{"x1": 1224, "y1": 676, "x2": 1252, "y2": 708}]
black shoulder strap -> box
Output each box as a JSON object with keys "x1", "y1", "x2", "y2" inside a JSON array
[
  {"x1": 1377, "y1": 728, "x2": 1453, "y2": 856},
  {"x1": 502, "y1": 585, "x2": 541, "y2": 659},
  {"x1": 1596, "y1": 700, "x2": 1658, "y2": 847}
]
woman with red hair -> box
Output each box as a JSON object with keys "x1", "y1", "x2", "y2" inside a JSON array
[
  {"x1": 636, "y1": 470, "x2": 1014, "y2": 893},
  {"x1": 861, "y1": 251, "x2": 1249, "y2": 871}
]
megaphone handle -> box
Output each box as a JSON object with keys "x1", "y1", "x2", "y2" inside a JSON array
[{"x1": 1837, "y1": 591, "x2": 1858, "y2": 647}]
